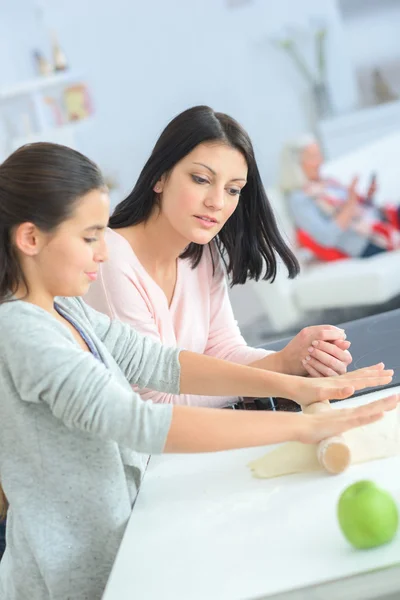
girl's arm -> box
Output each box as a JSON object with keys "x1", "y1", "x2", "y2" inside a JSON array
[
  {"x1": 84, "y1": 263, "x2": 239, "y2": 407},
  {"x1": 165, "y1": 395, "x2": 398, "y2": 452},
  {"x1": 178, "y1": 350, "x2": 392, "y2": 406},
  {"x1": 2, "y1": 305, "x2": 394, "y2": 455},
  {"x1": 77, "y1": 297, "x2": 392, "y2": 406}
]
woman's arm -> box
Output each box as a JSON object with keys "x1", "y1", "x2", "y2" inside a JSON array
[
  {"x1": 203, "y1": 248, "x2": 273, "y2": 365},
  {"x1": 250, "y1": 326, "x2": 352, "y2": 377},
  {"x1": 206, "y1": 250, "x2": 351, "y2": 377}
]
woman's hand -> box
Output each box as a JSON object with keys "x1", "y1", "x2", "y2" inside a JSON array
[
  {"x1": 279, "y1": 325, "x2": 352, "y2": 377},
  {"x1": 302, "y1": 338, "x2": 352, "y2": 377},
  {"x1": 282, "y1": 363, "x2": 394, "y2": 407},
  {"x1": 296, "y1": 394, "x2": 399, "y2": 444}
]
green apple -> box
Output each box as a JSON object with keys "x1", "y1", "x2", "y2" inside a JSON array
[{"x1": 337, "y1": 480, "x2": 398, "y2": 549}]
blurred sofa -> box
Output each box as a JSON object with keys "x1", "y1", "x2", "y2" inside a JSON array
[{"x1": 247, "y1": 131, "x2": 400, "y2": 332}]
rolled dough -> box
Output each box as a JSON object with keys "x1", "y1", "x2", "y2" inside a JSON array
[{"x1": 249, "y1": 407, "x2": 400, "y2": 479}]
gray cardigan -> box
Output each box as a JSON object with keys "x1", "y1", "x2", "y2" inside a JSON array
[{"x1": 0, "y1": 296, "x2": 180, "y2": 599}]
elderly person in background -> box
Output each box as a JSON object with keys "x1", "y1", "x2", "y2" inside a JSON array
[{"x1": 279, "y1": 136, "x2": 400, "y2": 261}]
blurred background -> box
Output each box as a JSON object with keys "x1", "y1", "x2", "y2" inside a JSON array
[{"x1": 1, "y1": 0, "x2": 400, "y2": 345}]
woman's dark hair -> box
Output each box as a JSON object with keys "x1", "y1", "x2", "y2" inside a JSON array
[
  {"x1": 0, "y1": 142, "x2": 105, "y2": 303},
  {"x1": 110, "y1": 105, "x2": 299, "y2": 285}
]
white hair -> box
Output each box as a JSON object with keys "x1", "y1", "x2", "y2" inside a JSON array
[{"x1": 278, "y1": 134, "x2": 318, "y2": 195}]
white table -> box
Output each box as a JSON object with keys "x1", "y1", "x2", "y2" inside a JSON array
[{"x1": 103, "y1": 387, "x2": 400, "y2": 600}]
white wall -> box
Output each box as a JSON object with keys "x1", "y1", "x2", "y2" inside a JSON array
[
  {"x1": 0, "y1": 0, "x2": 360, "y2": 329},
  {"x1": 339, "y1": 0, "x2": 400, "y2": 68},
  {"x1": 0, "y1": 0, "x2": 358, "y2": 200}
]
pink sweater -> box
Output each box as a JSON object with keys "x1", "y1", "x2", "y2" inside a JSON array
[{"x1": 84, "y1": 228, "x2": 270, "y2": 407}]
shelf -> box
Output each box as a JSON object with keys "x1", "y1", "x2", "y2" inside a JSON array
[
  {"x1": 9, "y1": 117, "x2": 94, "y2": 152},
  {"x1": 0, "y1": 71, "x2": 85, "y2": 101}
]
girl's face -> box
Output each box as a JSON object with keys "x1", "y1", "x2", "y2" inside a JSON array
[
  {"x1": 301, "y1": 143, "x2": 323, "y2": 181},
  {"x1": 154, "y1": 142, "x2": 248, "y2": 246},
  {"x1": 15, "y1": 189, "x2": 110, "y2": 300}
]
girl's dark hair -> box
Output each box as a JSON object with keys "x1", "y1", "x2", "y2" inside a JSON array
[
  {"x1": 0, "y1": 142, "x2": 105, "y2": 303},
  {"x1": 110, "y1": 105, "x2": 299, "y2": 285}
]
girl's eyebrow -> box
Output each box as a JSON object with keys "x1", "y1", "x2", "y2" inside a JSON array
[{"x1": 192, "y1": 162, "x2": 247, "y2": 182}]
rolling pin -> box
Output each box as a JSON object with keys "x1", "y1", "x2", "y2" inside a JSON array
[{"x1": 303, "y1": 402, "x2": 352, "y2": 474}]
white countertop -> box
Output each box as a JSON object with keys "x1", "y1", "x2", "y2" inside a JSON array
[{"x1": 103, "y1": 387, "x2": 400, "y2": 600}]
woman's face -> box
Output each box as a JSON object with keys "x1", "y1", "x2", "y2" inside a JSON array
[
  {"x1": 154, "y1": 142, "x2": 248, "y2": 246},
  {"x1": 301, "y1": 142, "x2": 323, "y2": 181}
]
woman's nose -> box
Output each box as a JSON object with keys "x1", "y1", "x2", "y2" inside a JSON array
[{"x1": 205, "y1": 187, "x2": 225, "y2": 210}]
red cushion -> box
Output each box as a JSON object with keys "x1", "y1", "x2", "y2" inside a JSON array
[
  {"x1": 296, "y1": 229, "x2": 348, "y2": 262},
  {"x1": 383, "y1": 206, "x2": 400, "y2": 232}
]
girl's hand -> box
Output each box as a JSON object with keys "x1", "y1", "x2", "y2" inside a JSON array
[
  {"x1": 284, "y1": 363, "x2": 394, "y2": 407},
  {"x1": 280, "y1": 325, "x2": 352, "y2": 377},
  {"x1": 296, "y1": 394, "x2": 399, "y2": 444}
]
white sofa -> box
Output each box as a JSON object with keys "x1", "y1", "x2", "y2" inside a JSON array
[{"x1": 247, "y1": 132, "x2": 400, "y2": 332}]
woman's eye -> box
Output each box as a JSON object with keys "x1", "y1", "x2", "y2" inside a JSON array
[
  {"x1": 84, "y1": 237, "x2": 97, "y2": 244},
  {"x1": 192, "y1": 175, "x2": 209, "y2": 185},
  {"x1": 227, "y1": 188, "x2": 241, "y2": 196}
]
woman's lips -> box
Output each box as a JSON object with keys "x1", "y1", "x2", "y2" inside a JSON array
[{"x1": 194, "y1": 215, "x2": 218, "y2": 228}]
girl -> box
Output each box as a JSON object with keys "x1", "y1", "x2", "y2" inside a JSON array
[
  {"x1": 85, "y1": 106, "x2": 352, "y2": 408},
  {"x1": 0, "y1": 142, "x2": 395, "y2": 599}
]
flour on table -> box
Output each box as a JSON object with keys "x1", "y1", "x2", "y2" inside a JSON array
[{"x1": 249, "y1": 407, "x2": 400, "y2": 479}]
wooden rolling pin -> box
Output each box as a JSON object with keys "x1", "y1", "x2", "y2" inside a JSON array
[{"x1": 303, "y1": 402, "x2": 352, "y2": 474}]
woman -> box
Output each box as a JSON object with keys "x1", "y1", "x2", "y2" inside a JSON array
[
  {"x1": 0, "y1": 142, "x2": 393, "y2": 597},
  {"x1": 85, "y1": 106, "x2": 352, "y2": 407},
  {"x1": 279, "y1": 135, "x2": 400, "y2": 261}
]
